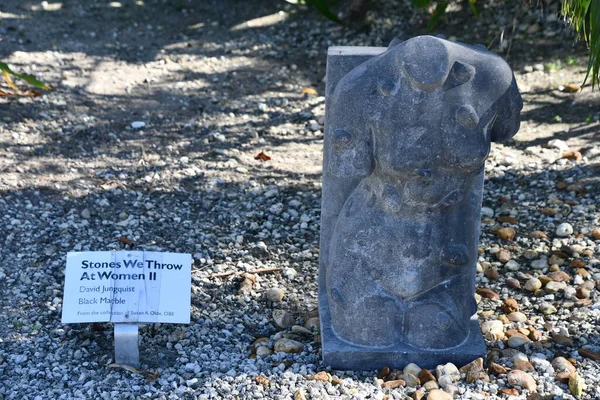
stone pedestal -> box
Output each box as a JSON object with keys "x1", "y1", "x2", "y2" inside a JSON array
[{"x1": 319, "y1": 36, "x2": 522, "y2": 370}]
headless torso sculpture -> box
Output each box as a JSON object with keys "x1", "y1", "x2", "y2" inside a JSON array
[{"x1": 319, "y1": 35, "x2": 522, "y2": 369}]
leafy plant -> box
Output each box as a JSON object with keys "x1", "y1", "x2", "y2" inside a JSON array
[
  {"x1": 285, "y1": 0, "x2": 341, "y2": 23},
  {"x1": 561, "y1": 0, "x2": 600, "y2": 88},
  {"x1": 0, "y1": 61, "x2": 51, "y2": 95}
]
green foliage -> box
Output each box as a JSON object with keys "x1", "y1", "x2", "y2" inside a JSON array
[
  {"x1": 0, "y1": 62, "x2": 51, "y2": 90},
  {"x1": 562, "y1": 0, "x2": 600, "y2": 88},
  {"x1": 409, "y1": 0, "x2": 479, "y2": 30},
  {"x1": 285, "y1": 0, "x2": 341, "y2": 23}
]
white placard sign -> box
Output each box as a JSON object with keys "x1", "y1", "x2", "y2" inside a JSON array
[{"x1": 62, "y1": 251, "x2": 191, "y2": 324}]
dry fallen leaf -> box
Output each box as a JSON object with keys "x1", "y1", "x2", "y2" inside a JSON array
[
  {"x1": 238, "y1": 273, "x2": 256, "y2": 294},
  {"x1": 255, "y1": 375, "x2": 270, "y2": 386},
  {"x1": 561, "y1": 83, "x2": 581, "y2": 93},
  {"x1": 254, "y1": 151, "x2": 271, "y2": 161},
  {"x1": 108, "y1": 363, "x2": 159, "y2": 381},
  {"x1": 119, "y1": 236, "x2": 135, "y2": 248},
  {"x1": 562, "y1": 151, "x2": 583, "y2": 161},
  {"x1": 301, "y1": 87, "x2": 318, "y2": 95}
]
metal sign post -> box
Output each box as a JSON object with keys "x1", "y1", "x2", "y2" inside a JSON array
[{"x1": 114, "y1": 323, "x2": 140, "y2": 368}]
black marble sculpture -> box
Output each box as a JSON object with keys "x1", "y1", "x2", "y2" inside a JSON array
[{"x1": 319, "y1": 35, "x2": 522, "y2": 370}]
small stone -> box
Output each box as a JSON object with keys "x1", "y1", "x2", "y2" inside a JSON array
[
  {"x1": 514, "y1": 359, "x2": 535, "y2": 372},
  {"x1": 552, "y1": 357, "x2": 576, "y2": 373},
  {"x1": 418, "y1": 368, "x2": 436, "y2": 384},
  {"x1": 523, "y1": 249, "x2": 538, "y2": 260},
  {"x1": 411, "y1": 390, "x2": 425, "y2": 400},
  {"x1": 592, "y1": 227, "x2": 600, "y2": 240},
  {"x1": 500, "y1": 388, "x2": 520, "y2": 396},
  {"x1": 313, "y1": 371, "x2": 331, "y2": 382},
  {"x1": 524, "y1": 278, "x2": 542, "y2": 292},
  {"x1": 81, "y1": 208, "x2": 91, "y2": 219},
  {"x1": 294, "y1": 390, "x2": 307, "y2": 400},
  {"x1": 437, "y1": 375, "x2": 454, "y2": 388},
  {"x1": 304, "y1": 317, "x2": 320, "y2": 332},
  {"x1": 481, "y1": 320, "x2": 504, "y2": 340},
  {"x1": 502, "y1": 298, "x2": 519, "y2": 313},
  {"x1": 378, "y1": 366, "x2": 390, "y2": 379},
  {"x1": 291, "y1": 325, "x2": 312, "y2": 335},
  {"x1": 532, "y1": 231, "x2": 549, "y2": 240},
  {"x1": 256, "y1": 346, "x2": 272, "y2": 357},
  {"x1": 506, "y1": 278, "x2": 521, "y2": 289},
  {"x1": 435, "y1": 363, "x2": 459, "y2": 379},
  {"x1": 426, "y1": 389, "x2": 452, "y2": 400},
  {"x1": 507, "y1": 312, "x2": 527, "y2": 322},
  {"x1": 266, "y1": 287, "x2": 285, "y2": 302},
  {"x1": 576, "y1": 287, "x2": 590, "y2": 299},
  {"x1": 463, "y1": 358, "x2": 489, "y2": 383},
  {"x1": 507, "y1": 370, "x2": 537, "y2": 392},
  {"x1": 539, "y1": 303, "x2": 557, "y2": 315},
  {"x1": 498, "y1": 227, "x2": 516, "y2": 241},
  {"x1": 423, "y1": 381, "x2": 439, "y2": 391},
  {"x1": 496, "y1": 249, "x2": 512, "y2": 263},
  {"x1": 508, "y1": 333, "x2": 531, "y2": 348},
  {"x1": 528, "y1": 329, "x2": 542, "y2": 342},
  {"x1": 556, "y1": 223, "x2": 574, "y2": 237},
  {"x1": 569, "y1": 374, "x2": 585, "y2": 397},
  {"x1": 545, "y1": 281, "x2": 567, "y2": 293},
  {"x1": 481, "y1": 207, "x2": 494, "y2": 218},
  {"x1": 272, "y1": 310, "x2": 295, "y2": 329},
  {"x1": 531, "y1": 258, "x2": 547, "y2": 269},
  {"x1": 488, "y1": 362, "x2": 507, "y2": 375},
  {"x1": 476, "y1": 287, "x2": 500, "y2": 299},
  {"x1": 484, "y1": 267, "x2": 499, "y2": 280},
  {"x1": 539, "y1": 276, "x2": 552, "y2": 286},
  {"x1": 331, "y1": 376, "x2": 343, "y2": 386},
  {"x1": 548, "y1": 139, "x2": 570, "y2": 151},
  {"x1": 404, "y1": 363, "x2": 422, "y2": 377},
  {"x1": 403, "y1": 372, "x2": 420, "y2": 388},
  {"x1": 505, "y1": 260, "x2": 520, "y2": 271},
  {"x1": 579, "y1": 348, "x2": 600, "y2": 361},
  {"x1": 498, "y1": 216, "x2": 517, "y2": 224},
  {"x1": 576, "y1": 268, "x2": 590, "y2": 279},
  {"x1": 541, "y1": 207, "x2": 559, "y2": 216},
  {"x1": 381, "y1": 379, "x2": 406, "y2": 389},
  {"x1": 570, "y1": 259, "x2": 586, "y2": 268},
  {"x1": 552, "y1": 333, "x2": 574, "y2": 347},
  {"x1": 548, "y1": 254, "x2": 565, "y2": 266},
  {"x1": 548, "y1": 271, "x2": 570, "y2": 282},
  {"x1": 131, "y1": 121, "x2": 146, "y2": 129},
  {"x1": 274, "y1": 338, "x2": 303, "y2": 353},
  {"x1": 555, "y1": 371, "x2": 572, "y2": 383}
]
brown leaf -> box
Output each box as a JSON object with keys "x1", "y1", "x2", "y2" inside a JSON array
[
  {"x1": 562, "y1": 151, "x2": 583, "y2": 161},
  {"x1": 498, "y1": 216, "x2": 517, "y2": 224},
  {"x1": 254, "y1": 151, "x2": 271, "y2": 161},
  {"x1": 2, "y1": 71, "x2": 20, "y2": 92},
  {"x1": 497, "y1": 227, "x2": 516, "y2": 241},
  {"x1": 255, "y1": 375, "x2": 270, "y2": 386},
  {"x1": 378, "y1": 366, "x2": 390, "y2": 379},
  {"x1": 562, "y1": 83, "x2": 581, "y2": 93},
  {"x1": 238, "y1": 273, "x2": 256, "y2": 294},
  {"x1": 119, "y1": 236, "x2": 135, "y2": 248},
  {"x1": 108, "y1": 363, "x2": 159, "y2": 381},
  {"x1": 578, "y1": 348, "x2": 600, "y2": 361},
  {"x1": 301, "y1": 87, "x2": 318, "y2": 95},
  {"x1": 476, "y1": 287, "x2": 500, "y2": 299}
]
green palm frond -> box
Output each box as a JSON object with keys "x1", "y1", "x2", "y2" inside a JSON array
[{"x1": 562, "y1": 0, "x2": 600, "y2": 88}]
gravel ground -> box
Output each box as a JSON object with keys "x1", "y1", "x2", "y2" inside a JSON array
[{"x1": 2, "y1": 0, "x2": 600, "y2": 399}]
